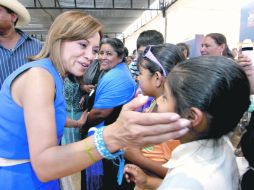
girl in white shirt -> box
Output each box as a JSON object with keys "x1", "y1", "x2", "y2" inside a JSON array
[{"x1": 124, "y1": 56, "x2": 250, "y2": 190}]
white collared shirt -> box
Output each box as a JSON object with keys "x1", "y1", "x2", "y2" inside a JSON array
[{"x1": 158, "y1": 136, "x2": 240, "y2": 190}]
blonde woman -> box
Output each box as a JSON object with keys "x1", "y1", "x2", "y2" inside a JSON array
[{"x1": 0, "y1": 11, "x2": 190, "y2": 190}]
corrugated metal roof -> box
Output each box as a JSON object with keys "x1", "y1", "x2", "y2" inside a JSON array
[{"x1": 18, "y1": 0, "x2": 176, "y2": 40}]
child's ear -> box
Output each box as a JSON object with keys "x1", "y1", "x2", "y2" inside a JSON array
[
  {"x1": 154, "y1": 71, "x2": 165, "y2": 87},
  {"x1": 187, "y1": 107, "x2": 204, "y2": 128}
]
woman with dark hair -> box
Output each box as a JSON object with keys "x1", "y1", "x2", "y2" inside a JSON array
[
  {"x1": 124, "y1": 56, "x2": 250, "y2": 190},
  {"x1": 84, "y1": 37, "x2": 136, "y2": 190},
  {"x1": 200, "y1": 33, "x2": 234, "y2": 59},
  {"x1": 176, "y1": 42, "x2": 190, "y2": 59},
  {"x1": 84, "y1": 37, "x2": 136, "y2": 134}
]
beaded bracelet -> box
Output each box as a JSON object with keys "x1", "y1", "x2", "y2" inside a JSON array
[
  {"x1": 94, "y1": 126, "x2": 125, "y2": 185},
  {"x1": 94, "y1": 126, "x2": 125, "y2": 159},
  {"x1": 248, "y1": 95, "x2": 254, "y2": 113}
]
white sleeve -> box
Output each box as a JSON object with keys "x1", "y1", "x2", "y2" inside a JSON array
[{"x1": 157, "y1": 172, "x2": 205, "y2": 190}]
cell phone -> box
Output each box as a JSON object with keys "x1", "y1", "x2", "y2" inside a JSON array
[{"x1": 241, "y1": 39, "x2": 254, "y2": 63}]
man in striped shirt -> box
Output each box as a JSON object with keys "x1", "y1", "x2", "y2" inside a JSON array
[{"x1": 0, "y1": 0, "x2": 42, "y2": 89}]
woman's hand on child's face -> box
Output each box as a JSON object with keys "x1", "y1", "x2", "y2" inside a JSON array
[
  {"x1": 113, "y1": 95, "x2": 190, "y2": 148},
  {"x1": 124, "y1": 164, "x2": 148, "y2": 188},
  {"x1": 103, "y1": 95, "x2": 190, "y2": 153}
]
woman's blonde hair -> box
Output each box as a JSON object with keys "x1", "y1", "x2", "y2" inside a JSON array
[{"x1": 30, "y1": 10, "x2": 102, "y2": 76}]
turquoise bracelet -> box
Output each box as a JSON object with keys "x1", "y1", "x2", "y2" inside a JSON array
[
  {"x1": 248, "y1": 95, "x2": 254, "y2": 113},
  {"x1": 94, "y1": 126, "x2": 124, "y2": 159},
  {"x1": 94, "y1": 126, "x2": 125, "y2": 185}
]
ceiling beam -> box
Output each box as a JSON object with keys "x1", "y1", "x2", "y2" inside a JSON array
[
  {"x1": 26, "y1": 7, "x2": 160, "y2": 11},
  {"x1": 29, "y1": 0, "x2": 161, "y2": 10}
]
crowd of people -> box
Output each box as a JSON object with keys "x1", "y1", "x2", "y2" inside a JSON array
[{"x1": 1, "y1": 1, "x2": 254, "y2": 190}]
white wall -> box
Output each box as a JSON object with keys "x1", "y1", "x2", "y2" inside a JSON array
[
  {"x1": 124, "y1": 0, "x2": 245, "y2": 54},
  {"x1": 124, "y1": 14, "x2": 165, "y2": 54}
]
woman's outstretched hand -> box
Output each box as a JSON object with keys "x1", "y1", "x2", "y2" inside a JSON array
[{"x1": 103, "y1": 95, "x2": 191, "y2": 151}]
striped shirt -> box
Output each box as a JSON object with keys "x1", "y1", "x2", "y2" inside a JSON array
[
  {"x1": 128, "y1": 60, "x2": 140, "y2": 80},
  {"x1": 0, "y1": 29, "x2": 42, "y2": 89}
]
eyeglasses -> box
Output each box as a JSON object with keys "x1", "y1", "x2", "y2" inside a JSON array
[{"x1": 142, "y1": 46, "x2": 167, "y2": 77}]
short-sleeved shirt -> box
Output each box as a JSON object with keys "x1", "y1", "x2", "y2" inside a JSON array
[
  {"x1": 0, "y1": 29, "x2": 42, "y2": 88},
  {"x1": 94, "y1": 62, "x2": 136, "y2": 110}
]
